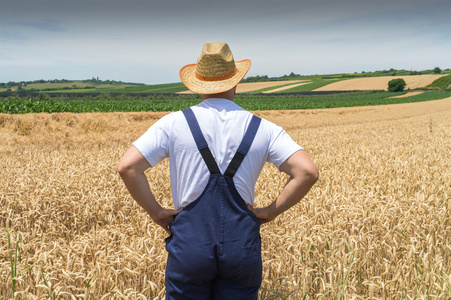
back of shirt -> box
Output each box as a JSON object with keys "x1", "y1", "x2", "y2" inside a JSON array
[{"x1": 133, "y1": 98, "x2": 301, "y2": 209}]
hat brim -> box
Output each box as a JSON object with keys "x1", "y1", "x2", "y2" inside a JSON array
[{"x1": 179, "y1": 59, "x2": 251, "y2": 94}]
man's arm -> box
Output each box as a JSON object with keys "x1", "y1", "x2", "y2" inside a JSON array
[
  {"x1": 117, "y1": 146, "x2": 181, "y2": 235},
  {"x1": 247, "y1": 149, "x2": 319, "y2": 224}
]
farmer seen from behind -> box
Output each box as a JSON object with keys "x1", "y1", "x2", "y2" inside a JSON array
[{"x1": 118, "y1": 42, "x2": 319, "y2": 299}]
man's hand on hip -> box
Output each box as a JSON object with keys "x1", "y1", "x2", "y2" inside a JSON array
[
  {"x1": 151, "y1": 207, "x2": 183, "y2": 235},
  {"x1": 247, "y1": 204, "x2": 276, "y2": 225}
]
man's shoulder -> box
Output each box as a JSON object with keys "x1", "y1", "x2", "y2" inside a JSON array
[
  {"x1": 258, "y1": 117, "x2": 285, "y2": 133},
  {"x1": 155, "y1": 110, "x2": 184, "y2": 124}
]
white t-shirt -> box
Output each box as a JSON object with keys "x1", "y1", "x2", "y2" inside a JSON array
[{"x1": 133, "y1": 98, "x2": 302, "y2": 209}]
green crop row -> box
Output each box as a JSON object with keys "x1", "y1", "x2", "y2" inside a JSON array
[
  {"x1": 0, "y1": 94, "x2": 200, "y2": 114},
  {"x1": 425, "y1": 74, "x2": 451, "y2": 89},
  {"x1": 240, "y1": 79, "x2": 346, "y2": 94},
  {"x1": 1, "y1": 91, "x2": 450, "y2": 114},
  {"x1": 62, "y1": 82, "x2": 188, "y2": 94},
  {"x1": 236, "y1": 90, "x2": 450, "y2": 110},
  {"x1": 273, "y1": 79, "x2": 345, "y2": 93}
]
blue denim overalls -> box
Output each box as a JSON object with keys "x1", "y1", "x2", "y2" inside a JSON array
[{"x1": 164, "y1": 108, "x2": 262, "y2": 300}]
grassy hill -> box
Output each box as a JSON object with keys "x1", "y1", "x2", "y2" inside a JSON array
[
  {"x1": 422, "y1": 74, "x2": 451, "y2": 89},
  {"x1": 0, "y1": 79, "x2": 187, "y2": 94}
]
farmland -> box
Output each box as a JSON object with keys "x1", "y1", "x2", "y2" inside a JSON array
[
  {"x1": 2, "y1": 90, "x2": 451, "y2": 114},
  {"x1": 314, "y1": 74, "x2": 446, "y2": 91},
  {"x1": 0, "y1": 80, "x2": 187, "y2": 94},
  {"x1": 1, "y1": 97, "x2": 450, "y2": 298},
  {"x1": 3, "y1": 70, "x2": 450, "y2": 95}
]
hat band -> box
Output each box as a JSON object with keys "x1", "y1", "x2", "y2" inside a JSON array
[{"x1": 195, "y1": 68, "x2": 237, "y2": 81}]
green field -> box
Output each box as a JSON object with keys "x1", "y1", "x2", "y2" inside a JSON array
[
  {"x1": 1, "y1": 90, "x2": 450, "y2": 114},
  {"x1": 239, "y1": 79, "x2": 346, "y2": 94},
  {"x1": 0, "y1": 81, "x2": 187, "y2": 94},
  {"x1": 49, "y1": 82, "x2": 188, "y2": 94},
  {"x1": 273, "y1": 79, "x2": 345, "y2": 93},
  {"x1": 424, "y1": 74, "x2": 451, "y2": 89}
]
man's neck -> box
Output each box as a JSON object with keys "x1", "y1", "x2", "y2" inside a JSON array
[
  {"x1": 201, "y1": 88, "x2": 236, "y2": 101},
  {"x1": 202, "y1": 95, "x2": 234, "y2": 101}
]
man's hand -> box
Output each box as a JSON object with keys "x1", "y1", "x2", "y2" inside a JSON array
[
  {"x1": 150, "y1": 207, "x2": 183, "y2": 235},
  {"x1": 247, "y1": 204, "x2": 276, "y2": 225}
]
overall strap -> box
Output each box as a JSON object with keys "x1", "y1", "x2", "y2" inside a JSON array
[
  {"x1": 182, "y1": 108, "x2": 221, "y2": 175},
  {"x1": 224, "y1": 115, "x2": 261, "y2": 177}
]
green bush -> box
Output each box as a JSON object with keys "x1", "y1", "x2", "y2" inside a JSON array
[
  {"x1": 388, "y1": 78, "x2": 406, "y2": 92},
  {"x1": 433, "y1": 67, "x2": 442, "y2": 74}
]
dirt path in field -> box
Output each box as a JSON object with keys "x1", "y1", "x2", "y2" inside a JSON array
[
  {"x1": 262, "y1": 82, "x2": 310, "y2": 93},
  {"x1": 177, "y1": 80, "x2": 306, "y2": 94},
  {"x1": 314, "y1": 75, "x2": 446, "y2": 91}
]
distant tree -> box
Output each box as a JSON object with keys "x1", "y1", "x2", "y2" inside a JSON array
[
  {"x1": 433, "y1": 67, "x2": 442, "y2": 74},
  {"x1": 388, "y1": 78, "x2": 406, "y2": 92}
]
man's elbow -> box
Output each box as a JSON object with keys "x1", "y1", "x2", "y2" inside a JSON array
[
  {"x1": 117, "y1": 163, "x2": 126, "y2": 176},
  {"x1": 118, "y1": 160, "x2": 134, "y2": 176},
  {"x1": 305, "y1": 165, "x2": 319, "y2": 185},
  {"x1": 281, "y1": 150, "x2": 319, "y2": 185}
]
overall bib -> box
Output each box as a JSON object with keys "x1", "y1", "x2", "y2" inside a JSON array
[{"x1": 165, "y1": 108, "x2": 262, "y2": 300}]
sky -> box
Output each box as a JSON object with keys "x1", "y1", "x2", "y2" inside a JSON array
[{"x1": 1, "y1": 0, "x2": 450, "y2": 84}]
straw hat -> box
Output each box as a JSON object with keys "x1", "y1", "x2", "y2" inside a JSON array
[{"x1": 179, "y1": 42, "x2": 251, "y2": 94}]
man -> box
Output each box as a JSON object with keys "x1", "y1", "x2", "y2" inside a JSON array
[{"x1": 118, "y1": 42, "x2": 318, "y2": 299}]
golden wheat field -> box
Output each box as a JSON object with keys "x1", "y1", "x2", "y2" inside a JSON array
[
  {"x1": 1, "y1": 98, "x2": 451, "y2": 299},
  {"x1": 314, "y1": 75, "x2": 446, "y2": 91}
]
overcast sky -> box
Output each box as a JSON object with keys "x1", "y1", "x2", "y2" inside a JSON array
[{"x1": 1, "y1": 0, "x2": 450, "y2": 84}]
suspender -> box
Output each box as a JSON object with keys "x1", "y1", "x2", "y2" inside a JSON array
[
  {"x1": 182, "y1": 108, "x2": 261, "y2": 177},
  {"x1": 182, "y1": 108, "x2": 221, "y2": 175},
  {"x1": 224, "y1": 116, "x2": 261, "y2": 177}
]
